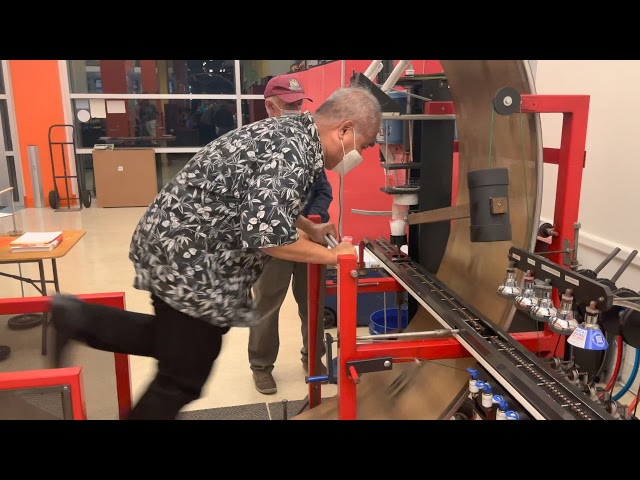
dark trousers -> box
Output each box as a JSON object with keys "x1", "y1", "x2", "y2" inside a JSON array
[{"x1": 70, "y1": 295, "x2": 228, "y2": 420}]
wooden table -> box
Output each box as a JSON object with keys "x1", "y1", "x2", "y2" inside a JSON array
[{"x1": 0, "y1": 230, "x2": 86, "y2": 355}]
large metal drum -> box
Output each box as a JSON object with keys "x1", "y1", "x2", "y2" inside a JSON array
[{"x1": 297, "y1": 60, "x2": 543, "y2": 420}]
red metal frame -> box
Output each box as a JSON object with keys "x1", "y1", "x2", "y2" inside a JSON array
[
  {"x1": 522, "y1": 94, "x2": 590, "y2": 353},
  {"x1": 306, "y1": 94, "x2": 590, "y2": 419},
  {"x1": 0, "y1": 366, "x2": 86, "y2": 419},
  {"x1": 0, "y1": 292, "x2": 133, "y2": 419}
]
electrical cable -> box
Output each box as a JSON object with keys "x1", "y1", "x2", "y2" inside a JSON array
[
  {"x1": 394, "y1": 356, "x2": 472, "y2": 373},
  {"x1": 629, "y1": 386, "x2": 639, "y2": 418},
  {"x1": 553, "y1": 334, "x2": 562, "y2": 357},
  {"x1": 612, "y1": 347, "x2": 639, "y2": 401},
  {"x1": 605, "y1": 336, "x2": 624, "y2": 392},
  {"x1": 487, "y1": 107, "x2": 495, "y2": 168}
]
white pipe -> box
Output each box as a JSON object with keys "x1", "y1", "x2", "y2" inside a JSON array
[
  {"x1": 381, "y1": 60, "x2": 411, "y2": 93},
  {"x1": 364, "y1": 60, "x2": 383, "y2": 81}
]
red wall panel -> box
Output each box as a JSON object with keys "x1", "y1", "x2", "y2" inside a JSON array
[{"x1": 298, "y1": 60, "x2": 445, "y2": 244}]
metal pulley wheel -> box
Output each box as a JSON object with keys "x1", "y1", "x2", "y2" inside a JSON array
[{"x1": 493, "y1": 87, "x2": 522, "y2": 116}]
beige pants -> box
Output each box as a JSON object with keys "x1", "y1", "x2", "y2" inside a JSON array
[{"x1": 249, "y1": 257, "x2": 327, "y2": 372}]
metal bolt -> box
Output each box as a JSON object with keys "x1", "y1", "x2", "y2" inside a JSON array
[
  {"x1": 350, "y1": 270, "x2": 358, "y2": 278},
  {"x1": 384, "y1": 360, "x2": 392, "y2": 368},
  {"x1": 503, "y1": 96, "x2": 513, "y2": 107}
]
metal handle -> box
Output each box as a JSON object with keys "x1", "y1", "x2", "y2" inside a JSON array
[
  {"x1": 351, "y1": 209, "x2": 393, "y2": 216},
  {"x1": 324, "y1": 233, "x2": 339, "y2": 248},
  {"x1": 594, "y1": 247, "x2": 621, "y2": 274},
  {"x1": 357, "y1": 328, "x2": 460, "y2": 341},
  {"x1": 611, "y1": 250, "x2": 638, "y2": 283}
]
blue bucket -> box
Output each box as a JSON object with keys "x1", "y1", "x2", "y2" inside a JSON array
[
  {"x1": 369, "y1": 308, "x2": 408, "y2": 335},
  {"x1": 378, "y1": 91, "x2": 408, "y2": 145}
]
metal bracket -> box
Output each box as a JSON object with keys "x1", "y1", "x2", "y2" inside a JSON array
[
  {"x1": 490, "y1": 197, "x2": 508, "y2": 215},
  {"x1": 563, "y1": 238, "x2": 573, "y2": 267},
  {"x1": 346, "y1": 357, "x2": 394, "y2": 377}
]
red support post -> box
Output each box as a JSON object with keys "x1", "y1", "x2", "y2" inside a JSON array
[
  {"x1": 306, "y1": 214, "x2": 322, "y2": 408},
  {"x1": 337, "y1": 254, "x2": 359, "y2": 420},
  {"x1": 520, "y1": 95, "x2": 590, "y2": 270},
  {"x1": 521, "y1": 94, "x2": 590, "y2": 355}
]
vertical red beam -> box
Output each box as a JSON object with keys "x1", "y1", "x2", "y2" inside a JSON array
[
  {"x1": 69, "y1": 368, "x2": 87, "y2": 420},
  {"x1": 337, "y1": 254, "x2": 359, "y2": 420},
  {"x1": 521, "y1": 95, "x2": 589, "y2": 357},
  {"x1": 140, "y1": 60, "x2": 161, "y2": 133},
  {"x1": 306, "y1": 215, "x2": 322, "y2": 408},
  {"x1": 520, "y1": 95, "x2": 589, "y2": 269},
  {"x1": 140, "y1": 60, "x2": 159, "y2": 93},
  {"x1": 307, "y1": 265, "x2": 322, "y2": 408},
  {"x1": 100, "y1": 60, "x2": 133, "y2": 137}
]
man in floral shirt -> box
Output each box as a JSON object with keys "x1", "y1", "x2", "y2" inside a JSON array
[{"x1": 49, "y1": 86, "x2": 382, "y2": 420}]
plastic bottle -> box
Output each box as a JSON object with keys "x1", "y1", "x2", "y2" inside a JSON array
[
  {"x1": 466, "y1": 367, "x2": 480, "y2": 398},
  {"x1": 474, "y1": 381, "x2": 495, "y2": 420},
  {"x1": 493, "y1": 395, "x2": 509, "y2": 420}
]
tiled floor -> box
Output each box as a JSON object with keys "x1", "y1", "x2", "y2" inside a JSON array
[{"x1": 0, "y1": 205, "x2": 367, "y2": 419}]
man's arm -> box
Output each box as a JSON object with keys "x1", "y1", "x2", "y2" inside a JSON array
[
  {"x1": 260, "y1": 237, "x2": 335, "y2": 264},
  {"x1": 261, "y1": 237, "x2": 356, "y2": 265},
  {"x1": 301, "y1": 170, "x2": 333, "y2": 223}
]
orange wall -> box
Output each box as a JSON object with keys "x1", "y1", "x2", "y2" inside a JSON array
[{"x1": 10, "y1": 60, "x2": 67, "y2": 207}]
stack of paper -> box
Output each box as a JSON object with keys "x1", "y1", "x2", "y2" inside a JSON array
[{"x1": 10, "y1": 231, "x2": 63, "y2": 253}]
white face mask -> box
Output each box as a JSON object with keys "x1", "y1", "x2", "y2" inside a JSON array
[
  {"x1": 331, "y1": 128, "x2": 363, "y2": 176},
  {"x1": 271, "y1": 102, "x2": 301, "y2": 117}
]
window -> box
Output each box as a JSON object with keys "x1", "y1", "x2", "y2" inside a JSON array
[{"x1": 66, "y1": 60, "x2": 303, "y2": 193}]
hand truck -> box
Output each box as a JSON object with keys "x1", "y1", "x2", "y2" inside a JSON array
[{"x1": 47, "y1": 124, "x2": 91, "y2": 211}]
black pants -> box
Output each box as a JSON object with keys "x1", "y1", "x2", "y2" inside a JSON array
[{"x1": 72, "y1": 295, "x2": 229, "y2": 420}]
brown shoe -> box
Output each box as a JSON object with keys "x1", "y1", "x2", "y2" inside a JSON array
[{"x1": 252, "y1": 371, "x2": 277, "y2": 395}]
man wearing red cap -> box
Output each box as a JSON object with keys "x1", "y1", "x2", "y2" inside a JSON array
[{"x1": 249, "y1": 73, "x2": 332, "y2": 394}]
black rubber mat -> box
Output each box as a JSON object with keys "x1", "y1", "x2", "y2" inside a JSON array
[
  {"x1": 178, "y1": 402, "x2": 270, "y2": 420},
  {"x1": 267, "y1": 399, "x2": 308, "y2": 420},
  {"x1": 177, "y1": 397, "x2": 331, "y2": 420}
]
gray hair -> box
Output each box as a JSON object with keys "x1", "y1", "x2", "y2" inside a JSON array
[{"x1": 314, "y1": 87, "x2": 382, "y2": 138}]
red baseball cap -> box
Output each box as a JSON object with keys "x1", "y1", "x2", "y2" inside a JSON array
[{"x1": 264, "y1": 74, "x2": 313, "y2": 103}]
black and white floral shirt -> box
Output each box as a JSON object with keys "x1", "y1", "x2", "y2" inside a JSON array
[{"x1": 129, "y1": 112, "x2": 324, "y2": 327}]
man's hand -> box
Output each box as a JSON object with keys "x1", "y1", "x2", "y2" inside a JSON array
[
  {"x1": 297, "y1": 228, "x2": 311, "y2": 241},
  {"x1": 331, "y1": 241, "x2": 358, "y2": 261},
  {"x1": 307, "y1": 221, "x2": 338, "y2": 245}
]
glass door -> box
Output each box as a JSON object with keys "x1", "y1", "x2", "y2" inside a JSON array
[{"x1": 0, "y1": 60, "x2": 24, "y2": 207}]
